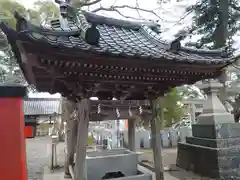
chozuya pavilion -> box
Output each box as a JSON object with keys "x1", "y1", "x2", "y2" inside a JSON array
[{"x1": 0, "y1": 0, "x2": 238, "y2": 180}]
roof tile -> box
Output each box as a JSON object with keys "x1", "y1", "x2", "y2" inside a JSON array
[{"x1": 24, "y1": 98, "x2": 62, "y2": 115}]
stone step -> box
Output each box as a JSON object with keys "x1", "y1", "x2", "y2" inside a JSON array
[
  {"x1": 218, "y1": 155, "x2": 240, "y2": 170},
  {"x1": 218, "y1": 146, "x2": 240, "y2": 157},
  {"x1": 179, "y1": 141, "x2": 240, "y2": 159},
  {"x1": 186, "y1": 136, "x2": 240, "y2": 148},
  {"x1": 219, "y1": 168, "x2": 240, "y2": 180},
  {"x1": 177, "y1": 142, "x2": 240, "y2": 178},
  {"x1": 192, "y1": 123, "x2": 240, "y2": 139}
]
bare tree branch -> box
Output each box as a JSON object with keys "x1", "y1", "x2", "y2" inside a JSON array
[
  {"x1": 92, "y1": 6, "x2": 145, "y2": 20},
  {"x1": 91, "y1": 4, "x2": 166, "y2": 22},
  {"x1": 135, "y1": 0, "x2": 141, "y2": 18},
  {"x1": 112, "y1": 0, "x2": 117, "y2": 7},
  {"x1": 80, "y1": 0, "x2": 102, "y2": 7}
]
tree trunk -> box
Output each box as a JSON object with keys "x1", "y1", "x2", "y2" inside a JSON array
[{"x1": 213, "y1": 0, "x2": 228, "y2": 48}]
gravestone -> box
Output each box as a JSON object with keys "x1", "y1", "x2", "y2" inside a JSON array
[
  {"x1": 160, "y1": 130, "x2": 170, "y2": 148},
  {"x1": 123, "y1": 130, "x2": 141, "y2": 150},
  {"x1": 138, "y1": 130, "x2": 151, "y2": 148}
]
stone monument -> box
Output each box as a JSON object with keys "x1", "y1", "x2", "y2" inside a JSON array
[{"x1": 177, "y1": 79, "x2": 240, "y2": 179}]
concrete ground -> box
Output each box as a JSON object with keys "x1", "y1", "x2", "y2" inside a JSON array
[
  {"x1": 26, "y1": 138, "x2": 206, "y2": 180},
  {"x1": 140, "y1": 148, "x2": 209, "y2": 180},
  {"x1": 140, "y1": 148, "x2": 178, "y2": 168}
]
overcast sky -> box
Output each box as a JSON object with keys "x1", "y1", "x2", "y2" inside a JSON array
[
  {"x1": 17, "y1": 0, "x2": 197, "y2": 40},
  {"x1": 17, "y1": 0, "x2": 240, "y2": 48}
]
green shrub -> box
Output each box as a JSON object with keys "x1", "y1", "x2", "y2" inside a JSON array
[{"x1": 88, "y1": 136, "x2": 94, "y2": 145}]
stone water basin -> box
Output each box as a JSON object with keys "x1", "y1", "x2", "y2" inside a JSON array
[{"x1": 85, "y1": 148, "x2": 151, "y2": 180}]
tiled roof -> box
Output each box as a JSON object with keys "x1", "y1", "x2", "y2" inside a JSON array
[
  {"x1": 0, "y1": 11, "x2": 233, "y2": 64},
  {"x1": 24, "y1": 98, "x2": 62, "y2": 115}
]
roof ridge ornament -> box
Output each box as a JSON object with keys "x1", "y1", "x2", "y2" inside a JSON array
[
  {"x1": 170, "y1": 35, "x2": 185, "y2": 53},
  {"x1": 55, "y1": 0, "x2": 100, "y2": 46},
  {"x1": 55, "y1": 0, "x2": 70, "y2": 17},
  {"x1": 76, "y1": 10, "x2": 100, "y2": 46}
]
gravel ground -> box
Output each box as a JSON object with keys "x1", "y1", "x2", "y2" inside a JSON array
[{"x1": 26, "y1": 137, "x2": 51, "y2": 180}]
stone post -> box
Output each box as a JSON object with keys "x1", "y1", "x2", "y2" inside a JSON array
[
  {"x1": 177, "y1": 79, "x2": 240, "y2": 179},
  {"x1": 48, "y1": 135, "x2": 58, "y2": 170},
  {"x1": 128, "y1": 118, "x2": 136, "y2": 152},
  {"x1": 0, "y1": 86, "x2": 27, "y2": 180}
]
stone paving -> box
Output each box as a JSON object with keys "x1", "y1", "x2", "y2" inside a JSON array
[
  {"x1": 26, "y1": 137, "x2": 51, "y2": 180},
  {"x1": 26, "y1": 137, "x2": 65, "y2": 180}
]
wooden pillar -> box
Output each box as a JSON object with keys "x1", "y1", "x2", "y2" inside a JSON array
[
  {"x1": 0, "y1": 86, "x2": 27, "y2": 180},
  {"x1": 65, "y1": 117, "x2": 78, "y2": 177},
  {"x1": 128, "y1": 118, "x2": 136, "y2": 151},
  {"x1": 150, "y1": 99, "x2": 164, "y2": 180},
  {"x1": 63, "y1": 100, "x2": 77, "y2": 178},
  {"x1": 74, "y1": 99, "x2": 91, "y2": 180}
]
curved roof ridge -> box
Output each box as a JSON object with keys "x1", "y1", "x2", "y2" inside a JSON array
[
  {"x1": 83, "y1": 11, "x2": 159, "y2": 30},
  {"x1": 181, "y1": 46, "x2": 229, "y2": 57},
  {"x1": 13, "y1": 11, "x2": 82, "y2": 36},
  {"x1": 138, "y1": 24, "x2": 230, "y2": 57},
  {"x1": 139, "y1": 25, "x2": 170, "y2": 49}
]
